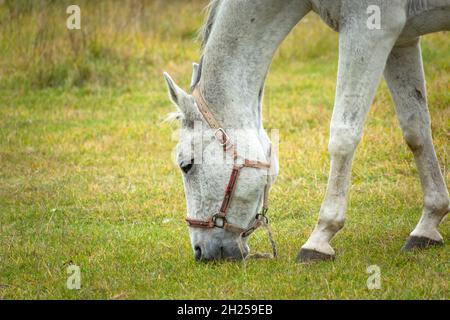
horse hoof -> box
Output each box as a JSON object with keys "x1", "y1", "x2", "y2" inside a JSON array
[
  {"x1": 401, "y1": 236, "x2": 444, "y2": 251},
  {"x1": 296, "y1": 248, "x2": 335, "y2": 263}
]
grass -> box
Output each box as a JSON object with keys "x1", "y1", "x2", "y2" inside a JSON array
[{"x1": 0, "y1": 0, "x2": 448, "y2": 299}]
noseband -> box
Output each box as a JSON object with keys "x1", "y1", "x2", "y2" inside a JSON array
[{"x1": 185, "y1": 86, "x2": 276, "y2": 258}]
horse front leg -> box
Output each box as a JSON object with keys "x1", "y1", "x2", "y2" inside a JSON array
[{"x1": 297, "y1": 1, "x2": 407, "y2": 262}]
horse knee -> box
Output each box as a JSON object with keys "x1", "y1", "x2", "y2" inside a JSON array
[{"x1": 328, "y1": 127, "x2": 360, "y2": 157}]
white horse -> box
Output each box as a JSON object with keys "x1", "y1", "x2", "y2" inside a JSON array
[{"x1": 164, "y1": 0, "x2": 450, "y2": 262}]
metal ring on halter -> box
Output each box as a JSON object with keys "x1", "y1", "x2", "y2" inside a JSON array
[
  {"x1": 212, "y1": 214, "x2": 226, "y2": 228},
  {"x1": 214, "y1": 128, "x2": 230, "y2": 146},
  {"x1": 255, "y1": 213, "x2": 269, "y2": 224}
]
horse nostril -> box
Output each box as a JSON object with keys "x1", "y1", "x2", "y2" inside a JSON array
[
  {"x1": 180, "y1": 160, "x2": 194, "y2": 174},
  {"x1": 194, "y1": 246, "x2": 202, "y2": 261}
]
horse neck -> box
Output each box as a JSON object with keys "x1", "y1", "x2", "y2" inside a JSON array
[{"x1": 199, "y1": 0, "x2": 311, "y2": 130}]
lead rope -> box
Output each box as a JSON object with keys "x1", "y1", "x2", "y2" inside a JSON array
[
  {"x1": 237, "y1": 144, "x2": 277, "y2": 262},
  {"x1": 263, "y1": 220, "x2": 277, "y2": 258},
  {"x1": 237, "y1": 218, "x2": 277, "y2": 262}
]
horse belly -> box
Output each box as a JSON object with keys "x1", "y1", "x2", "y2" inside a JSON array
[{"x1": 400, "y1": 0, "x2": 450, "y2": 40}]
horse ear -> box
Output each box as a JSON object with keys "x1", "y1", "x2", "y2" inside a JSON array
[
  {"x1": 190, "y1": 62, "x2": 200, "y2": 90},
  {"x1": 163, "y1": 72, "x2": 188, "y2": 108}
]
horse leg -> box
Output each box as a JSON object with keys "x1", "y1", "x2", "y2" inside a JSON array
[
  {"x1": 297, "y1": 1, "x2": 407, "y2": 262},
  {"x1": 384, "y1": 39, "x2": 449, "y2": 250}
]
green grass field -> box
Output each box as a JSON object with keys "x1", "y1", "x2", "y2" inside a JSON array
[{"x1": 0, "y1": 0, "x2": 448, "y2": 299}]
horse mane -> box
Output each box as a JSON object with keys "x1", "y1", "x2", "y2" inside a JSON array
[
  {"x1": 199, "y1": 0, "x2": 222, "y2": 49},
  {"x1": 186, "y1": 0, "x2": 221, "y2": 90}
]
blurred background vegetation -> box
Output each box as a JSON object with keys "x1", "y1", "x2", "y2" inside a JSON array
[
  {"x1": 0, "y1": 0, "x2": 200, "y2": 89},
  {"x1": 0, "y1": 0, "x2": 341, "y2": 90}
]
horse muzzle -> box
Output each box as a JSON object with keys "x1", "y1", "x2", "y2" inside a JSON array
[{"x1": 192, "y1": 238, "x2": 249, "y2": 261}]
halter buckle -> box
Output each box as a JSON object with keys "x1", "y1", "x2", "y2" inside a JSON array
[
  {"x1": 212, "y1": 214, "x2": 227, "y2": 228},
  {"x1": 214, "y1": 128, "x2": 230, "y2": 146}
]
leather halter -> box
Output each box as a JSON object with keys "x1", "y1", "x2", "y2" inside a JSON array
[{"x1": 186, "y1": 86, "x2": 273, "y2": 241}]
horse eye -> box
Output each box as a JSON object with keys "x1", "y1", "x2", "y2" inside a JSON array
[{"x1": 179, "y1": 159, "x2": 194, "y2": 174}]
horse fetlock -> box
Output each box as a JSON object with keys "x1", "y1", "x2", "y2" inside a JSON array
[
  {"x1": 318, "y1": 215, "x2": 345, "y2": 234},
  {"x1": 424, "y1": 194, "x2": 450, "y2": 217},
  {"x1": 411, "y1": 204, "x2": 446, "y2": 242}
]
